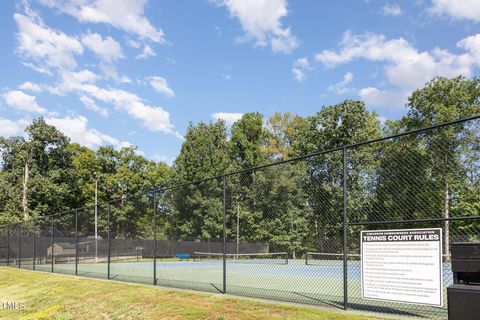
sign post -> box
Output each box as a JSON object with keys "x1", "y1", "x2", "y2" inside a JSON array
[{"x1": 361, "y1": 228, "x2": 443, "y2": 307}]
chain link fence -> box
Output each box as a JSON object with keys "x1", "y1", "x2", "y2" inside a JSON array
[{"x1": 0, "y1": 116, "x2": 479, "y2": 319}]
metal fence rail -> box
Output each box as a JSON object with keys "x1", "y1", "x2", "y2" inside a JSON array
[{"x1": 0, "y1": 115, "x2": 479, "y2": 319}]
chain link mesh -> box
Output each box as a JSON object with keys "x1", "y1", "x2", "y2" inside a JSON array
[{"x1": 1, "y1": 118, "x2": 479, "y2": 319}]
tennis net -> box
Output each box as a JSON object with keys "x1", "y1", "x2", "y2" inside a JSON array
[{"x1": 193, "y1": 252, "x2": 288, "y2": 265}]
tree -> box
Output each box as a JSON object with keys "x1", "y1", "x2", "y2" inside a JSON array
[
  {"x1": 230, "y1": 112, "x2": 267, "y2": 168},
  {"x1": 296, "y1": 100, "x2": 381, "y2": 252},
  {"x1": 405, "y1": 76, "x2": 480, "y2": 257},
  {"x1": 231, "y1": 161, "x2": 311, "y2": 258},
  {"x1": 173, "y1": 121, "x2": 235, "y2": 239},
  {"x1": 0, "y1": 118, "x2": 76, "y2": 224},
  {"x1": 264, "y1": 112, "x2": 304, "y2": 160},
  {"x1": 69, "y1": 143, "x2": 99, "y2": 207},
  {"x1": 69, "y1": 144, "x2": 174, "y2": 239},
  {"x1": 372, "y1": 123, "x2": 438, "y2": 224}
]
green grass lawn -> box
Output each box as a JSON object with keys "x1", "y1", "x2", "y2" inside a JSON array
[{"x1": 0, "y1": 267, "x2": 382, "y2": 320}]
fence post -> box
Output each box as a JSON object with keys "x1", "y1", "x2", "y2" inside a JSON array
[
  {"x1": 51, "y1": 217, "x2": 54, "y2": 273},
  {"x1": 342, "y1": 147, "x2": 348, "y2": 310},
  {"x1": 153, "y1": 192, "x2": 157, "y2": 286},
  {"x1": 75, "y1": 210, "x2": 78, "y2": 276},
  {"x1": 33, "y1": 219, "x2": 36, "y2": 270},
  {"x1": 18, "y1": 224, "x2": 22, "y2": 269},
  {"x1": 223, "y1": 176, "x2": 227, "y2": 294},
  {"x1": 6, "y1": 227, "x2": 9, "y2": 267},
  {"x1": 107, "y1": 204, "x2": 111, "y2": 280}
]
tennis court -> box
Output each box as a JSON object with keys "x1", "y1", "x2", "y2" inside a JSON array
[
  {"x1": 26, "y1": 251, "x2": 451, "y2": 319},
  {"x1": 3, "y1": 117, "x2": 478, "y2": 320}
]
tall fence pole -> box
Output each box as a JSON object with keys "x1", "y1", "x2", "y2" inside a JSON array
[
  {"x1": 153, "y1": 192, "x2": 157, "y2": 286},
  {"x1": 342, "y1": 147, "x2": 348, "y2": 310},
  {"x1": 107, "y1": 204, "x2": 111, "y2": 280},
  {"x1": 18, "y1": 225, "x2": 22, "y2": 268},
  {"x1": 6, "y1": 227, "x2": 9, "y2": 267},
  {"x1": 75, "y1": 210, "x2": 79, "y2": 276},
  {"x1": 223, "y1": 176, "x2": 227, "y2": 294},
  {"x1": 51, "y1": 217, "x2": 54, "y2": 273},
  {"x1": 33, "y1": 219, "x2": 36, "y2": 271}
]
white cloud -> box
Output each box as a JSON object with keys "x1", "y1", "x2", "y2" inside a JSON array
[
  {"x1": 69, "y1": 69, "x2": 99, "y2": 84},
  {"x1": 314, "y1": 31, "x2": 480, "y2": 109},
  {"x1": 79, "y1": 96, "x2": 109, "y2": 117},
  {"x1": 315, "y1": 31, "x2": 478, "y2": 90},
  {"x1": 457, "y1": 34, "x2": 480, "y2": 65},
  {"x1": 293, "y1": 57, "x2": 309, "y2": 69},
  {"x1": 39, "y1": 0, "x2": 166, "y2": 43},
  {"x1": 136, "y1": 44, "x2": 156, "y2": 59},
  {"x1": 99, "y1": 63, "x2": 131, "y2": 83},
  {"x1": 315, "y1": 31, "x2": 412, "y2": 68},
  {"x1": 44, "y1": 68, "x2": 179, "y2": 137},
  {"x1": 328, "y1": 72, "x2": 354, "y2": 94},
  {"x1": 3, "y1": 90, "x2": 47, "y2": 113},
  {"x1": 81, "y1": 33, "x2": 123, "y2": 62},
  {"x1": 0, "y1": 118, "x2": 29, "y2": 137},
  {"x1": 211, "y1": 112, "x2": 243, "y2": 126},
  {"x1": 377, "y1": 115, "x2": 388, "y2": 126},
  {"x1": 358, "y1": 87, "x2": 407, "y2": 110},
  {"x1": 291, "y1": 68, "x2": 305, "y2": 82},
  {"x1": 291, "y1": 57, "x2": 311, "y2": 82},
  {"x1": 430, "y1": 0, "x2": 480, "y2": 22},
  {"x1": 152, "y1": 154, "x2": 174, "y2": 164},
  {"x1": 215, "y1": 0, "x2": 299, "y2": 53},
  {"x1": 117, "y1": 141, "x2": 135, "y2": 150},
  {"x1": 45, "y1": 115, "x2": 128, "y2": 149},
  {"x1": 147, "y1": 76, "x2": 175, "y2": 98},
  {"x1": 21, "y1": 62, "x2": 53, "y2": 75},
  {"x1": 18, "y1": 81, "x2": 42, "y2": 92},
  {"x1": 382, "y1": 4, "x2": 403, "y2": 17},
  {"x1": 46, "y1": 69, "x2": 98, "y2": 94},
  {"x1": 14, "y1": 11, "x2": 83, "y2": 71},
  {"x1": 125, "y1": 37, "x2": 141, "y2": 48},
  {"x1": 81, "y1": 85, "x2": 179, "y2": 137}
]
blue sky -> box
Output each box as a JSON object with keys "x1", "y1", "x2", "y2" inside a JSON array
[{"x1": 1, "y1": 1, "x2": 479, "y2": 163}]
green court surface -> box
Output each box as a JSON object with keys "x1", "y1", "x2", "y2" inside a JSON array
[{"x1": 17, "y1": 258, "x2": 451, "y2": 319}]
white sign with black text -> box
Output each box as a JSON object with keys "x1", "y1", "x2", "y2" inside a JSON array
[{"x1": 361, "y1": 228, "x2": 443, "y2": 307}]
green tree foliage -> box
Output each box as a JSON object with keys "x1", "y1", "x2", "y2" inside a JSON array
[
  {"x1": 405, "y1": 76, "x2": 480, "y2": 249},
  {"x1": 0, "y1": 118, "x2": 77, "y2": 224},
  {"x1": 70, "y1": 144, "x2": 173, "y2": 239},
  {"x1": 264, "y1": 112, "x2": 304, "y2": 160},
  {"x1": 226, "y1": 113, "x2": 311, "y2": 256},
  {"x1": 372, "y1": 132, "x2": 439, "y2": 223},
  {"x1": 228, "y1": 162, "x2": 311, "y2": 258},
  {"x1": 1, "y1": 76, "x2": 479, "y2": 256},
  {"x1": 297, "y1": 101, "x2": 381, "y2": 252},
  {"x1": 172, "y1": 121, "x2": 234, "y2": 240},
  {"x1": 230, "y1": 112, "x2": 267, "y2": 168},
  {"x1": 0, "y1": 120, "x2": 174, "y2": 239}
]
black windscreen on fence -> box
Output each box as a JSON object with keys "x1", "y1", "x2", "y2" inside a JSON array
[
  {"x1": 0, "y1": 229, "x2": 7, "y2": 266},
  {"x1": 109, "y1": 194, "x2": 154, "y2": 285},
  {"x1": 19, "y1": 220, "x2": 34, "y2": 270},
  {"x1": 51, "y1": 211, "x2": 77, "y2": 275},
  {"x1": 1, "y1": 116, "x2": 479, "y2": 320},
  {"x1": 34, "y1": 216, "x2": 53, "y2": 272},
  {"x1": 77, "y1": 205, "x2": 109, "y2": 279}
]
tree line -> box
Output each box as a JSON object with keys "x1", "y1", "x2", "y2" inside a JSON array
[{"x1": 1, "y1": 76, "x2": 479, "y2": 256}]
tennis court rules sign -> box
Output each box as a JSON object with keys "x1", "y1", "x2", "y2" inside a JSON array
[{"x1": 361, "y1": 228, "x2": 443, "y2": 307}]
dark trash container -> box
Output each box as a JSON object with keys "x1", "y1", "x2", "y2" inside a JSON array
[{"x1": 448, "y1": 242, "x2": 480, "y2": 320}]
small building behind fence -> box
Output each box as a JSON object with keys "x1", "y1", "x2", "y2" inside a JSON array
[{"x1": 47, "y1": 242, "x2": 76, "y2": 257}]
